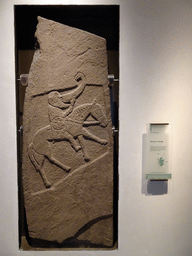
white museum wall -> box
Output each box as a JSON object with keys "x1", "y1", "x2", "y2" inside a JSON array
[{"x1": 1, "y1": 0, "x2": 192, "y2": 255}]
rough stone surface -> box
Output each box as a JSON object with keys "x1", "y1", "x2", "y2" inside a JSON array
[{"x1": 22, "y1": 17, "x2": 113, "y2": 247}]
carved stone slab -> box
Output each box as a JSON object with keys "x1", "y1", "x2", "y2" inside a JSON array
[{"x1": 22, "y1": 17, "x2": 113, "y2": 247}]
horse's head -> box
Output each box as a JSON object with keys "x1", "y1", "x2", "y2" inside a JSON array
[{"x1": 91, "y1": 99, "x2": 108, "y2": 128}]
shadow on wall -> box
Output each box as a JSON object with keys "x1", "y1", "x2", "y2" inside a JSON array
[{"x1": 142, "y1": 134, "x2": 168, "y2": 195}]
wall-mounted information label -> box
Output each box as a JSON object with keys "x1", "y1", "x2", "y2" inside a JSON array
[{"x1": 146, "y1": 124, "x2": 172, "y2": 180}]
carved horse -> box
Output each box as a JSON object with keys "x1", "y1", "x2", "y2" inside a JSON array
[{"x1": 28, "y1": 72, "x2": 108, "y2": 188}]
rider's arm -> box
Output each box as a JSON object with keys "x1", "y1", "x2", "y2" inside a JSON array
[{"x1": 59, "y1": 72, "x2": 86, "y2": 103}]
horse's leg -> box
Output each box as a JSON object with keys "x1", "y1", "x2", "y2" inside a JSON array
[
  {"x1": 77, "y1": 135, "x2": 90, "y2": 162},
  {"x1": 38, "y1": 157, "x2": 51, "y2": 188},
  {"x1": 28, "y1": 142, "x2": 40, "y2": 171},
  {"x1": 28, "y1": 142, "x2": 51, "y2": 188},
  {"x1": 48, "y1": 154, "x2": 71, "y2": 173},
  {"x1": 64, "y1": 131, "x2": 81, "y2": 152},
  {"x1": 81, "y1": 127, "x2": 108, "y2": 145},
  {"x1": 44, "y1": 140, "x2": 71, "y2": 172}
]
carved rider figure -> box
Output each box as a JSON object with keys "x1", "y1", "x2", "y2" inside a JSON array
[
  {"x1": 46, "y1": 72, "x2": 87, "y2": 151},
  {"x1": 48, "y1": 91, "x2": 81, "y2": 151}
]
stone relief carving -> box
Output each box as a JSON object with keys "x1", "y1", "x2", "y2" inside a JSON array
[
  {"x1": 22, "y1": 17, "x2": 113, "y2": 248},
  {"x1": 28, "y1": 72, "x2": 108, "y2": 188}
]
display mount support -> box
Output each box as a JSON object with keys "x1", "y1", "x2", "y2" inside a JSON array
[
  {"x1": 108, "y1": 74, "x2": 119, "y2": 87},
  {"x1": 17, "y1": 74, "x2": 29, "y2": 86},
  {"x1": 18, "y1": 74, "x2": 119, "y2": 87}
]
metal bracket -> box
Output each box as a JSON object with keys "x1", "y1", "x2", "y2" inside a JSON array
[
  {"x1": 108, "y1": 74, "x2": 119, "y2": 87},
  {"x1": 112, "y1": 125, "x2": 118, "y2": 136},
  {"x1": 17, "y1": 74, "x2": 29, "y2": 86},
  {"x1": 18, "y1": 125, "x2": 23, "y2": 136}
]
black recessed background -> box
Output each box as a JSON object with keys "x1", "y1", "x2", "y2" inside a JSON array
[{"x1": 15, "y1": 5, "x2": 119, "y2": 51}]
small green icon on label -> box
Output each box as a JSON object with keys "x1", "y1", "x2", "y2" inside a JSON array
[{"x1": 158, "y1": 157, "x2": 164, "y2": 166}]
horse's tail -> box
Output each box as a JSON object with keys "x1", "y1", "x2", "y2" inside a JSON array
[
  {"x1": 91, "y1": 99, "x2": 108, "y2": 127},
  {"x1": 28, "y1": 142, "x2": 40, "y2": 172}
]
